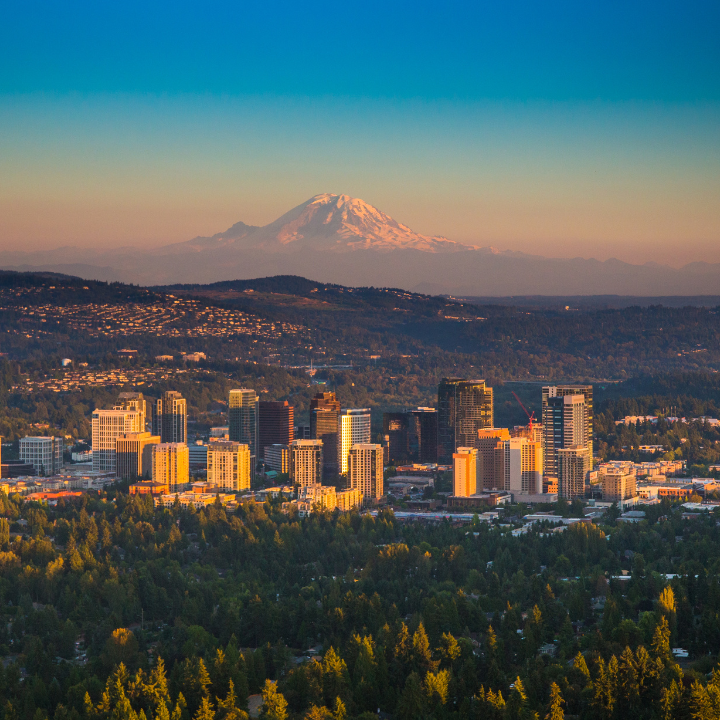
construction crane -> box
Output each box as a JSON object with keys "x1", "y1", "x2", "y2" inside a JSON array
[{"x1": 511, "y1": 391, "x2": 536, "y2": 431}]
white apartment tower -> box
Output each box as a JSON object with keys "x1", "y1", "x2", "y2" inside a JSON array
[
  {"x1": 348, "y1": 443, "x2": 384, "y2": 502},
  {"x1": 92, "y1": 409, "x2": 144, "y2": 473},
  {"x1": 500, "y1": 438, "x2": 543, "y2": 496},
  {"x1": 19, "y1": 436, "x2": 64, "y2": 476},
  {"x1": 338, "y1": 409, "x2": 371, "y2": 475}
]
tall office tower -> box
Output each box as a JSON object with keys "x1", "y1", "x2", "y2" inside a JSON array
[
  {"x1": 383, "y1": 412, "x2": 409, "y2": 463},
  {"x1": 228, "y1": 389, "x2": 259, "y2": 471},
  {"x1": 264, "y1": 444, "x2": 290, "y2": 474},
  {"x1": 557, "y1": 446, "x2": 590, "y2": 499},
  {"x1": 290, "y1": 439, "x2": 324, "y2": 487},
  {"x1": 116, "y1": 392, "x2": 147, "y2": 430},
  {"x1": 348, "y1": 443, "x2": 384, "y2": 502},
  {"x1": 258, "y1": 401, "x2": 294, "y2": 459},
  {"x1": 496, "y1": 438, "x2": 543, "y2": 496},
  {"x1": 410, "y1": 407, "x2": 438, "y2": 463},
  {"x1": 92, "y1": 409, "x2": 144, "y2": 473},
  {"x1": 295, "y1": 425, "x2": 311, "y2": 440},
  {"x1": 152, "y1": 391, "x2": 187, "y2": 444},
  {"x1": 310, "y1": 392, "x2": 341, "y2": 476},
  {"x1": 453, "y1": 447, "x2": 478, "y2": 497},
  {"x1": 542, "y1": 389, "x2": 591, "y2": 478},
  {"x1": 152, "y1": 443, "x2": 190, "y2": 491},
  {"x1": 116, "y1": 432, "x2": 160, "y2": 480},
  {"x1": 207, "y1": 441, "x2": 251, "y2": 492},
  {"x1": 338, "y1": 409, "x2": 372, "y2": 475},
  {"x1": 19, "y1": 436, "x2": 64, "y2": 476},
  {"x1": 437, "y1": 378, "x2": 494, "y2": 464},
  {"x1": 476, "y1": 428, "x2": 511, "y2": 491},
  {"x1": 542, "y1": 385, "x2": 593, "y2": 476}
]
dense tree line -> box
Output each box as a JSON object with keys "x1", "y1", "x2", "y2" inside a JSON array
[{"x1": 2, "y1": 489, "x2": 720, "y2": 718}]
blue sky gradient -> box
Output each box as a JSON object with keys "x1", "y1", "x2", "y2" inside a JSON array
[{"x1": 1, "y1": 1, "x2": 719, "y2": 263}]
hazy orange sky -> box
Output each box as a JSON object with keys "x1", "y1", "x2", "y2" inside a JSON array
[
  {"x1": 2, "y1": 1, "x2": 719, "y2": 267},
  {"x1": 1, "y1": 96, "x2": 718, "y2": 266}
]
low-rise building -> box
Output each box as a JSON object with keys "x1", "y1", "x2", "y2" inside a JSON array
[
  {"x1": 601, "y1": 470, "x2": 637, "y2": 502},
  {"x1": 154, "y1": 492, "x2": 236, "y2": 509},
  {"x1": 129, "y1": 480, "x2": 169, "y2": 495}
]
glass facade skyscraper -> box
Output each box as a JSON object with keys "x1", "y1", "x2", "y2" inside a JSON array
[{"x1": 437, "y1": 378, "x2": 493, "y2": 464}]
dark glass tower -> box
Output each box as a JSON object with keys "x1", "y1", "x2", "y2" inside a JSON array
[
  {"x1": 310, "y1": 392, "x2": 340, "y2": 477},
  {"x1": 152, "y1": 391, "x2": 187, "y2": 444},
  {"x1": 437, "y1": 379, "x2": 493, "y2": 464}
]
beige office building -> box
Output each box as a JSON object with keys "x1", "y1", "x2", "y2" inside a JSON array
[
  {"x1": 557, "y1": 445, "x2": 590, "y2": 499},
  {"x1": 477, "y1": 428, "x2": 511, "y2": 490},
  {"x1": 348, "y1": 443, "x2": 384, "y2": 502},
  {"x1": 207, "y1": 441, "x2": 251, "y2": 492},
  {"x1": 290, "y1": 439, "x2": 324, "y2": 487},
  {"x1": 453, "y1": 447, "x2": 478, "y2": 497},
  {"x1": 92, "y1": 409, "x2": 144, "y2": 473},
  {"x1": 152, "y1": 443, "x2": 190, "y2": 491},
  {"x1": 601, "y1": 471, "x2": 637, "y2": 502},
  {"x1": 116, "y1": 432, "x2": 160, "y2": 480}
]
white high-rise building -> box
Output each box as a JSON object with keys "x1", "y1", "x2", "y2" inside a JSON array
[
  {"x1": 19, "y1": 437, "x2": 64, "y2": 476},
  {"x1": 348, "y1": 443, "x2": 384, "y2": 502},
  {"x1": 499, "y1": 438, "x2": 543, "y2": 496},
  {"x1": 92, "y1": 409, "x2": 144, "y2": 473},
  {"x1": 542, "y1": 386, "x2": 593, "y2": 478},
  {"x1": 290, "y1": 439, "x2": 324, "y2": 487},
  {"x1": 338, "y1": 409, "x2": 371, "y2": 475},
  {"x1": 207, "y1": 441, "x2": 251, "y2": 492}
]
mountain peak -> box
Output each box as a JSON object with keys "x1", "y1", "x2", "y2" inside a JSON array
[{"x1": 175, "y1": 193, "x2": 475, "y2": 254}]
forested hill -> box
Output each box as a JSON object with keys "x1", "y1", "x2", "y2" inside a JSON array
[{"x1": 0, "y1": 271, "x2": 719, "y2": 384}]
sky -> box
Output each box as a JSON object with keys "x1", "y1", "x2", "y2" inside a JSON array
[{"x1": 1, "y1": 0, "x2": 719, "y2": 266}]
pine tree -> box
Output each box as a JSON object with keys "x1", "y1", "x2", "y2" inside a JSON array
[
  {"x1": 411, "y1": 623, "x2": 435, "y2": 674},
  {"x1": 259, "y1": 680, "x2": 287, "y2": 720},
  {"x1": 652, "y1": 616, "x2": 672, "y2": 660},
  {"x1": 395, "y1": 672, "x2": 427, "y2": 720},
  {"x1": 332, "y1": 697, "x2": 346, "y2": 720},
  {"x1": 193, "y1": 698, "x2": 214, "y2": 720},
  {"x1": 545, "y1": 683, "x2": 564, "y2": 720}
]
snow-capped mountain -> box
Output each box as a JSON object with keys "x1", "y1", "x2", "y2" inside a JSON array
[
  {"x1": 3, "y1": 193, "x2": 720, "y2": 295},
  {"x1": 167, "y1": 193, "x2": 473, "y2": 254}
]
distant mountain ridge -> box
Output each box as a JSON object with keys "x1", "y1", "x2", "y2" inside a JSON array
[{"x1": 1, "y1": 192, "x2": 720, "y2": 295}]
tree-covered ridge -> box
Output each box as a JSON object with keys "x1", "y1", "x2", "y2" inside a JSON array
[
  {"x1": 3, "y1": 489, "x2": 720, "y2": 718},
  {"x1": 1, "y1": 271, "x2": 720, "y2": 382}
]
